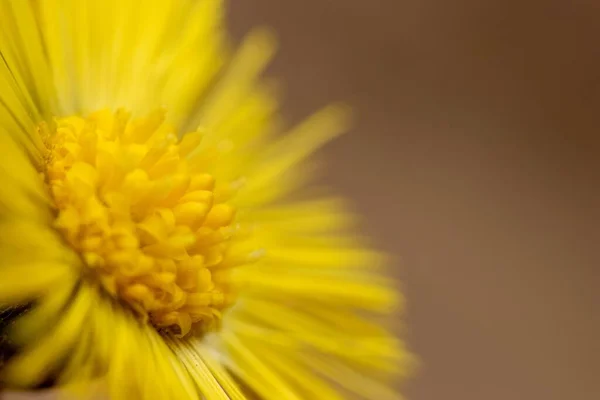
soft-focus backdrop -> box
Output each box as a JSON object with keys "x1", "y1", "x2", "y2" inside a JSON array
[{"x1": 229, "y1": 1, "x2": 599, "y2": 399}]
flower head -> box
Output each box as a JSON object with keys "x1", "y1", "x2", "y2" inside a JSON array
[{"x1": 0, "y1": 0, "x2": 411, "y2": 399}]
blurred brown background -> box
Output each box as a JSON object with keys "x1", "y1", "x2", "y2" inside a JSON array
[{"x1": 229, "y1": 1, "x2": 599, "y2": 399}]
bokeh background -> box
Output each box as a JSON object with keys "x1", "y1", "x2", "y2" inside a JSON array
[{"x1": 228, "y1": 1, "x2": 599, "y2": 399}]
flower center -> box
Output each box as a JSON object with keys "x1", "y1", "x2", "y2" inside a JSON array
[{"x1": 39, "y1": 109, "x2": 238, "y2": 337}]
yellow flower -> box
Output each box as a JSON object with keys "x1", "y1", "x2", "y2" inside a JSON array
[{"x1": 0, "y1": 1, "x2": 411, "y2": 399}]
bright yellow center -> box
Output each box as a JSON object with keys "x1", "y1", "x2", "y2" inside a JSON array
[{"x1": 39, "y1": 109, "x2": 238, "y2": 337}]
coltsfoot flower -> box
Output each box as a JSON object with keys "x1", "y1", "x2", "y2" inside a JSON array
[{"x1": 0, "y1": 1, "x2": 411, "y2": 399}]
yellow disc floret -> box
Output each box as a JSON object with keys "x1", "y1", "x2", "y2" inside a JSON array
[{"x1": 39, "y1": 109, "x2": 238, "y2": 337}]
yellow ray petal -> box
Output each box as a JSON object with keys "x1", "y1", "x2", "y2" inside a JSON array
[
  {"x1": 171, "y1": 339, "x2": 245, "y2": 400},
  {"x1": 237, "y1": 269, "x2": 399, "y2": 311},
  {"x1": 192, "y1": 28, "x2": 276, "y2": 132},
  {"x1": 193, "y1": 343, "x2": 247, "y2": 400},
  {"x1": 221, "y1": 333, "x2": 302, "y2": 400},
  {"x1": 10, "y1": 278, "x2": 77, "y2": 345},
  {"x1": 0, "y1": 263, "x2": 73, "y2": 305},
  {"x1": 2, "y1": 284, "x2": 93, "y2": 387}
]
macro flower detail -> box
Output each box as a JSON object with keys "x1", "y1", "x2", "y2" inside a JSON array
[
  {"x1": 0, "y1": 1, "x2": 411, "y2": 399},
  {"x1": 43, "y1": 110, "x2": 238, "y2": 337}
]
